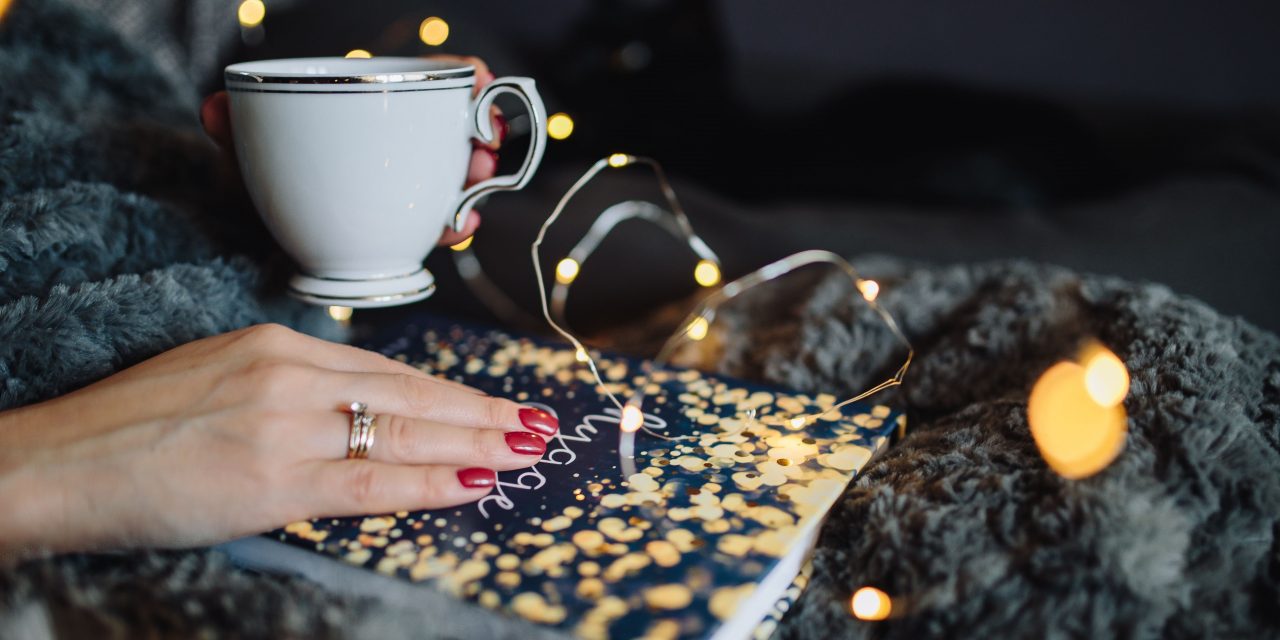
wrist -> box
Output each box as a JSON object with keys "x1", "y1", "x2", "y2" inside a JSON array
[{"x1": 0, "y1": 408, "x2": 69, "y2": 560}]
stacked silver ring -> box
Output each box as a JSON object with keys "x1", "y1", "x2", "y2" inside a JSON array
[{"x1": 346, "y1": 401, "x2": 378, "y2": 459}]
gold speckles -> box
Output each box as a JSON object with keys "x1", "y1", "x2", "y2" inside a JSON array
[
  {"x1": 495, "y1": 571, "x2": 521, "y2": 588},
  {"x1": 541, "y1": 515, "x2": 573, "y2": 532},
  {"x1": 702, "y1": 519, "x2": 731, "y2": 534},
  {"x1": 645, "y1": 540, "x2": 682, "y2": 567},
  {"x1": 720, "y1": 493, "x2": 747, "y2": 511},
  {"x1": 673, "y1": 455, "x2": 708, "y2": 472},
  {"x1": 643, "y1": 584, "x2": 693, "y2": 610},
  {"x1": 440, "y1": 559, "x2": 490, "y2": 594},
  {"x1": 284, "y1": 520, "x2": 329, "y2": 542},
  {"x1": 627, "y1": 473, "x2": 660, "y2": 492},
  {"x1": 579, "y1": 561, "x2": 601, "y2": 577},
  {"x1": 666, "y1": 529, "x2": 698, "y2": 552},
  {"x1": 357, "y1": 533, "x2": 388, "y2": 548},
  {"x1": 598, "y1": 517, "x2": 644, "y2": 542},
  {"x1": 564, "y1": 506, "x2": 585, "y2": 518},
  {"x1": 359, "y1": 515, "x2": 396, "y2": 533},
  {"x1": 495, "y1": 554, "x2": 520, "y2": 571},
  {"x1": 823, "y1": 444, "x2": 872, "y2": 471},
  {"x1": 744, "y1": 505, "x2": 795, "y2": 528},
  {"x1": 600, "y1": 493, "x2": 627, "y2": 509},
  {"x1": 284, "y1": 521, "x2": 311, "y2": 534},
  {"x1": 706, "y1": 443, "x2": 740, "y2": 458},
  {"x1": 603, "y1": 552, "x2": 652, "y2": 581},
  {"x1": 512, "y1": 532, "x2": 556, "y2": 547},
  {"x1": 576, "y1": 596, "x2": 629, "y2": 640},
  {"x1": 511, "y1": 592, "x2": 566, "y2": 624},
  {"x1": 572, "y1": 529, "x2": 606, "y2": 551},
  {"x1": 408, "y1": 553, "x2": 458, "y2": 581},
  {"x1": 576, "y1": 577, "x2": 605, "y2": 600},
  {"x1": 524, "y1": 543, "x2": 577, "y2": 576},
  {"x1": 344, "y1": 548, "x2": 372, "y2": 565},
  {"x1": 716, "y1": 534, "x2": 753, "y2": 557},
  {"x1": 479, "y1": 590, "x2": 501, "y2": 609},
  {"x1": 776, "y1": 458, "x2": 792, "y2": 466},
  {"x1": 871, "y1": 405, "x2": 891, "y2": 418},
  {"x1": 709, "y1": 584, "x2": 756, "y2": 620}
]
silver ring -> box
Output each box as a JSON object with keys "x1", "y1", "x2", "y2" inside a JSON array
[{"x1": 346, "y1": 402, "x2": 377, "y2": 460}]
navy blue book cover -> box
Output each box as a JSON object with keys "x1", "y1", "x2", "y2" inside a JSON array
[{"x1": 270, "y1": 315, "x2": 902, "y2": 639}]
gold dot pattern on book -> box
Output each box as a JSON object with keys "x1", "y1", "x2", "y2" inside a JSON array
[{"x1": 278, "y1": 326, "x2": 901, "y2": 638}]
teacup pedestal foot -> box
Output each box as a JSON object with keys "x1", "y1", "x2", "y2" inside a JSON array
[{"x1": 287, "y1": 268, "x2": 436, "y2": 308}]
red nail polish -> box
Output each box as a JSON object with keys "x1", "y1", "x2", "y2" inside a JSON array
[
  {"x1": 519, "y1": 407, "x2": 559, "y2": 436},
  {"x1": 495, "y1": 113, "x2": 509, "y2": 143},
  {"x1": 485, "y1": 148, "x2": 499, "y2": 167},
  {"x1": 457, "y1": 467, "x2": 496, "y2": 488},
  {"x1": 505, "y1": 431, "x2": 547, "y2": 455}
]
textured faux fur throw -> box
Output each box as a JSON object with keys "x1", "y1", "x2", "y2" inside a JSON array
[{"x1": 2, "y1": 2, "x2": 1278, "y2": 639}]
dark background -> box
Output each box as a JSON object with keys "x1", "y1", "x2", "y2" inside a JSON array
[{"x1": 220, "y1": 0, "x2": 1280, "y2": 334}]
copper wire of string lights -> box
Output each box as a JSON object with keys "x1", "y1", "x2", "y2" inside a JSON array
[{"x1": 522, "y1": 154, "x2": 916, "y2": 463}]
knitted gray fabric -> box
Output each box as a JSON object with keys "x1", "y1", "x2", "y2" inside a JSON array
[{"x1": 2, "y1": 2, "x2": 1278, "y2": 639}]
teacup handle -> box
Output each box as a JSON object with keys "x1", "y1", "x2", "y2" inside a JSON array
[{"x1": 449, "y1": 77, "x2": 548, "y2": 233}]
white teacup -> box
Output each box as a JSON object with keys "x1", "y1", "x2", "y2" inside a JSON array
[{"x1": 224, "y1": 57, "x2": 547, "y2": 307}]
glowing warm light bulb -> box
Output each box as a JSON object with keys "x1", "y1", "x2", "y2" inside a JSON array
[
  {"x1": 858, "y1": 279, "x2": 880, "y2": 302},
  {"x1": 693, "y1": 259, "x2": 721, "y2": 288},
  {"x1": 547, "y1": 113, "x2": 575, "y2": 140},
  {"x1": 419, "y1": 17, "x2": 449, "y2": 46},
  {"x1": 686, "y1": 316, "x2": 710, "y2": 341},
  {"x1": 450, "y1": 236, "x2": 474, "y2": 251},
  {"x1": 620, "y1": 404, "x2": 644, "y2": 433},
  {"x1": 1027, "y1": 361, "x2": 1127, "y2": 479},
  {"x1": 0, "y1": 0, "x2": 14, "y2": 23},
  {"x1": 575, "y1": 347, "x2": 590, "y2": 363},
  {"x1": 607, "y1": 153, "x2": 631, "y2": 168},
  {"x1": 555, "y1": 257, "x2": 580, "y2": 284},
  {"x1": 327, "y1": 306, "x2": 354, "y2": 322},
  {"x1": 238, "y1": 0, "x2": 265, "y2": 27},
  {"x1": 851, "y1": 587, "x2": 891, "y2": 621},
  {"x1": 345, "y1": 49, "x2": 373, "y2": 59},
  {"x1": 1083, "y1": 347, "x2": 1129, "y2": 408}
]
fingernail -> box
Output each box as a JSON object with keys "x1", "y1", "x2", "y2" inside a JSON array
[
  {"x1": 519, "y1": 407, "x2": 559, "y2": 436},
  {"x1": 457, "y1": 467, "x2": 496, "y2": 488},
  {"x1": 505, "y1": 431, "x2": 547, "y2": 455}
]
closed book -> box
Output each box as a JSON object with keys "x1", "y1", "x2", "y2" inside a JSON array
[{"x1": 222, "y1": 314, "x2": 901, "y2": 639}]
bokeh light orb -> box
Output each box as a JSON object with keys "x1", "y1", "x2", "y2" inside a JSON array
[
  {"x1": 238, "y1": 0, "x2": 265, "y2": 28},
  {"x1": 547, "y1": 113, "x2": 575, "y2": 140},
  {"x1": 851, "y1": 587, "x2": 892, "y2": 621},
  {"x1": 419, "y1": 17, "x2": 449, "y2": 46},
  {"x1": 1028, "y1": 360, "x2": 1127, "y2": 479}
]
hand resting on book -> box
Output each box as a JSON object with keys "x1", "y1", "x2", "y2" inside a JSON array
[{"x1": 0, "y1": 323, "x2": 558, "y2": 556}]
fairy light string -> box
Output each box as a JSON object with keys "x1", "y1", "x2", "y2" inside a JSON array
[{"x1": 525, "y1": 154, "x2": 915, "y2": 458}]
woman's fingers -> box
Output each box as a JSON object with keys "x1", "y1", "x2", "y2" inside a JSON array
[
  {"x1": 465, "y1": 146, "x2": 498, "y2": 187},
  {"x1": 303, "y1": 461, "x2": 497, "y2": 516},
  {"x1": 423, "y1": 54, "x2": 493, "y2": 95},
  {"x1": 436, "y1": 210, "x2": 481, "y2": 247},
  {"x1": 200, "y1": 91, "x2": 233, "y2": 149},
  {"x1": 304, "y1": 412, "x2": 545, "y2": 469},
  {"x1": 316, "y1": 371, "x2": 559, "y2": 435}
]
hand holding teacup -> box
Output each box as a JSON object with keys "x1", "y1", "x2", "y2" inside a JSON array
[{"x1": 205, "y1": 55, "x2": 547, "y2": 307}]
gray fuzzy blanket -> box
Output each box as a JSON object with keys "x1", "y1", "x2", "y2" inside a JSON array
[{"x1": 2, "y1": 2, "x2": 1278, "y2": 639}]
